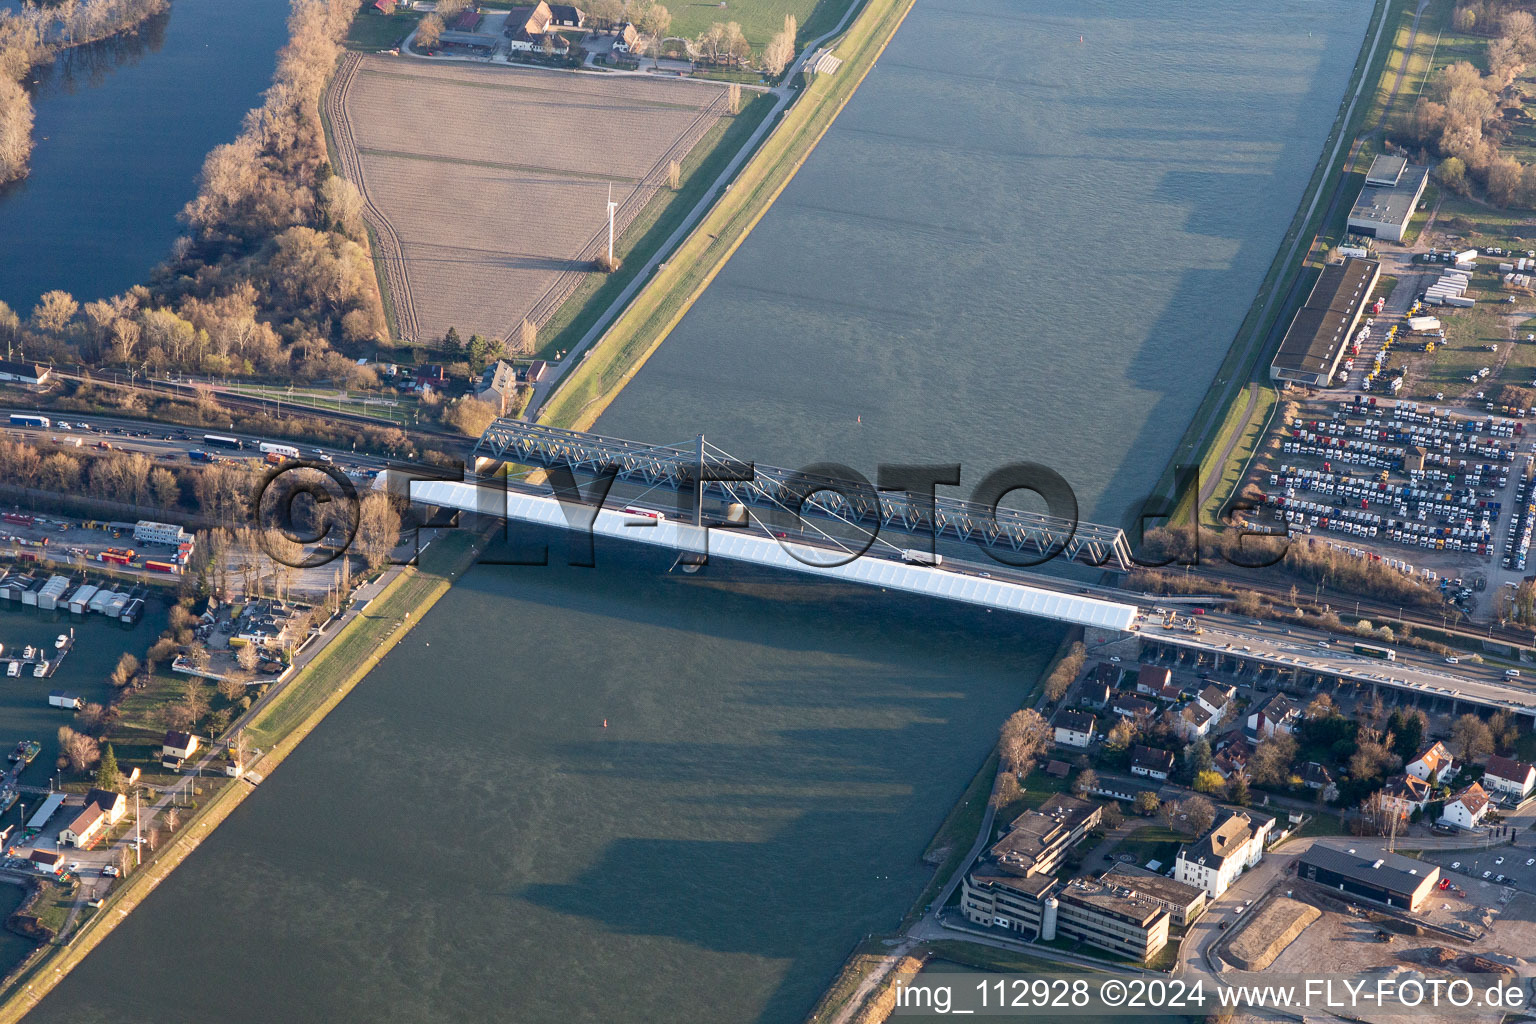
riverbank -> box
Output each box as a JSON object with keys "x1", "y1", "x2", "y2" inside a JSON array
[
  {"x1": 1154, "y1": 0, "x2": 1405, "y2": 529},
  {"x1": 0, "y1": 0, "x2": 169, "y2": 184},
  {"x1": 0, "y1": 526, "x2": 488, "y2": 1022},
  {"x1": 536, "y1": 0, "x2": 917, "y2": 430}
]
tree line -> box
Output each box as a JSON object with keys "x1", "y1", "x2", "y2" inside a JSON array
[
  {"x1": 1407, "y1": 7, "x2": 1536, "y2": 206},
  {"x1": 0, "y1": 0, "x2": 169, "y2": 184}
]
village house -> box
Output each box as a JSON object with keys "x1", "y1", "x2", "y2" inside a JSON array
[
  {"x1": 1110, "y1": 693, "x2": 1156, "y2": 720},
  {"x1": 58, "y1": 802, "x2": 107, "y2": 848},
  {"x1": 1380, "y1": 773, "x2": 1431, "y2": 816},
  {"x1": 1179, "y1": 703, "x2": 1214, "y2": 741},
  {"x1": 1246, "y1": 694, "x2": 1301, "y2": 738},
  {"x1": 1212, "y1": 738, "x2": 1252, "y2": 780},
  {"x1": 1440, "y1": 782, "x2": 1491, "y2": 830},
  {"x1": 611, "y1": 22, "x2": 639, "y2": 52},
  {"x1": 1301, "y1": 762, "x2": 1338, "y2": 802},
  {"x1": 1130, "y1": 745, "x2": 1175, "y2": 781},
  {"x1": 1483, "y1": 755, "x2": 1536, "y2": 800},
  {"x1": 86, "y1": 788, "x2": 126, "y2": 825},
  {"x1": 162, "y1": 730, "x2": 199, "y2": 770},
  {"x1": 1079, "y1": 677, "x2": 1111, "y2": 710},
  {"x1": 475, "y1": 360, "x2": 520, "y2": 415},
  {"x1": 1196, "y1": 683, "x2": 1235, "y2": 724},
  {"x1": 548, "y1": 3, "x2": 584, "y2": 26},
  {"x1": 1406, "y1": 741, "x2": 1456, "y2": 786},
  {"x1": 1134, "y1": 665, "x2": 1172, "y2": 696},
  {"x1": 1053, "y1": 709, "x2": 1096, "y2": 749}
]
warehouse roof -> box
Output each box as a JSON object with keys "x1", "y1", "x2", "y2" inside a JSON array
[
  {"x1": 1299, "y1": 845, "x2": 1438, "y2": 896},
  {"x1": 1271, "y1": 257, "x2": 1380, "y2": 382},
  {"x1": 1364, "y1": 154, "x2": 1407, "y2": 186},
  {"x1": 1349, "y1": 164, "x2": 1428, "y2": 229}
]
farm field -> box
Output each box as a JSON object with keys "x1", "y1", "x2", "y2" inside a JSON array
[{"x1": 329, "y1": 55, "x2": 730, "y2": 349}]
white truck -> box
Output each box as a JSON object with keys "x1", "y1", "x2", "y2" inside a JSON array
[{"x1": 1407, "y1": 316, "x2": 1442, "y2": 332}]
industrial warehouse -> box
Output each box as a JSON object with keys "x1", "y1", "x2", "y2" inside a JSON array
[
  {"x1": 1296, "y1": 846, "x2": 1440, "y2": 912},
  {"x1": 1269, "y1": 256, "x2": 1381, "y2": 386},
  {"x1": 1345, "y1": 154, "x2": 1429, "y2": 242}
]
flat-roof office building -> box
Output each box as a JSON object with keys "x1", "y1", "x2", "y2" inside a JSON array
[
  {"x1": 1347, "y1": 155, "x2": 1429, "y2": 242},
  {"x1": 1270, "y1": 257, "x2": 1381, "y2": 386}
]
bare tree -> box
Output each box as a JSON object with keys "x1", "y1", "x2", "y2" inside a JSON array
[
  {"x1": 57, "y1": 726, "x2": 101, "y2": 772},
  {"x1": 998, "y1": 709, "x2": 1050, "y2": 775},
  {"x1": 416, "y1": 13, "x2": 444, "y2": 49},
  {"x1": 762, "y1": 13, "x2": 796, "y2": 76}
]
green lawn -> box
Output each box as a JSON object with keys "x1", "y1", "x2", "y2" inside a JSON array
[
  {"x1": 347, "y1": 10, "x2": 421, "y2": 51},
  {"x1": 669, "y1": 0, "x2": 858, "y2": 52},
  {"x1": 1198, "y1": 384, "x2": 1279, "y2": 528},
  {"x1": 1398, "y1": 283, "x2": 1536, "y2": 400},
  {"x1": 534, "y1": 93, "x2": 776, "y2": 361},
  {"x1": 1104, "y1": 825, "x2": 1186, "y2": 871}
]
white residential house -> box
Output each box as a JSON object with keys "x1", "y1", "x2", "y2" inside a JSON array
[
  {"x1": 1406, "y1": 741, "x2": 1456, "y2": 785},
  {"x1": 1130, "y1": 745, "x2": 1175, "y2": 781},
  {"x1": 1246, "y1": 695, "x2": 1300, "y2": 738},
  {"x1": 1196, "y1": 684, "x2": 1235, "y2": 724},
  {"x1": 1179, "y1": 703, "x2": 1214, "y2": 741},
  {"x1": 1380, "y1": 773, "x2": 1431, "y2": 817},
  {"x1": 162, "y1": 730, "x2": 199, "y2": 769},
  {"x1": 1173, "y1": 810, "x2": 1273, "y2": 898},
  {"x1": 1483, "y1": 755, "x2": 1536, "y2": 800},
  {"x1": 1440, "y1": 783, "x2": 1491, "y2": 830},
  {"x1": 1053, "y1": 709, "x2": 1096, "y2": 749}
]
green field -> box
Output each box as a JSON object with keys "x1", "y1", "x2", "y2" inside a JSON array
[
  {"x1": 346, "y1": 10, "x2": 420, "y2": 51},
  {"x1": 668, "y1": 0, "x2": 858, "y2": 51}
]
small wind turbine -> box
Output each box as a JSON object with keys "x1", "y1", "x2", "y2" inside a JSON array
[{"x1": 606, "y1": 183, "x2": 618, "y2": 266}]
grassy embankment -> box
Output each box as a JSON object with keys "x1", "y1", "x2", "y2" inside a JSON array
[
  {"x1": 539, "y1": 0, "x2": 919, "y2": 430},
  {"x1": 1157, "y1": 0, "x2": 1405, "y2": 528},
  {"x1": 0, "y1": 529, "x2": 485, "y2": 1023}
]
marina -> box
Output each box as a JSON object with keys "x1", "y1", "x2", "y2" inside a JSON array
[{"x1": 0, "y1": 571, "x2": 149, "y2": 625}]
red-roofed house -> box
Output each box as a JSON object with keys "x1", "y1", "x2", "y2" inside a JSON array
[
  {"x1": 1440, "y1": 783, "x2": 1490, "y2": 830},
  {"x1": 1407, "y1": 741, "x2": 1456, "y2": 785}
]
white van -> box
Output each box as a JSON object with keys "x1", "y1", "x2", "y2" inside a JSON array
[{"x1": 1506, "y1": 669, "x2": 1521, "y2": 679}]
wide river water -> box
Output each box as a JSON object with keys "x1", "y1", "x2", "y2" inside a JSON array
[{"x1": 19, "y1": 0, "x2": 1373, "y2": 1021}]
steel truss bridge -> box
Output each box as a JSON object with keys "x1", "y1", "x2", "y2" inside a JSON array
[{"x1": 471, "y1": 420, "x2": 1134, "y2": 572}]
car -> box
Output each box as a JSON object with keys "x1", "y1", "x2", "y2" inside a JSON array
[
  {"x1": 1248, "y1": 620, "x2": 1262, "y2": 626},
  {"x1": 68, "y1": 862, "x2": 81, "y2": 873},
  {"x1": 1496, "y1": 857, "x2": 1504, "y2": 865},
  {"x1": 1452, "y1": 862, "x2": 1461, "y2": 870},
  {"x1": 101, "y1": 865, "x2": 119, "y2": 877},
  {"x1": 1498, "y1": 874, "x2": 1507, "y2": 883},
  {"x1": 1109, "y1": 656, "x2": 1122, "y2": 663},
  {"x1": 1485, "y1": 870, "x2": 1493, "y2": 878},
  {"x1": 1446, "y1": 656, "x2": 1460, "y2": 664}
]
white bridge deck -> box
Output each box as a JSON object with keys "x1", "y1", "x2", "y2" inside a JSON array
[{"x1": 404, "y1": 479, "x2": 1141, "y2": 631}]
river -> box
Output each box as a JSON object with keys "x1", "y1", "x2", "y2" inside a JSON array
[
  {"x1": 0, "y1": 0, "x2": 291, "y2": 317},
  {"x1": 19, "y1": 0, "x2": 1372, "y2": 1021}
]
